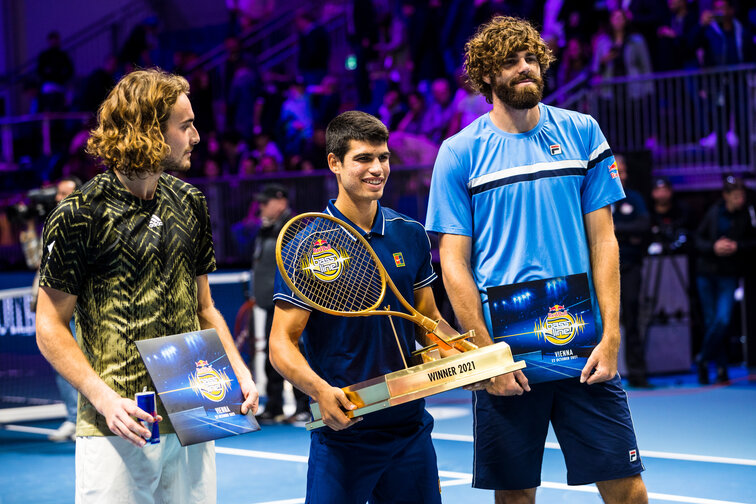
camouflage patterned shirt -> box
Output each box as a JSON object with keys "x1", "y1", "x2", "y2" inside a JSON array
[{"x1": 39, "y1": 169, "x2": 216, "y2": 436}]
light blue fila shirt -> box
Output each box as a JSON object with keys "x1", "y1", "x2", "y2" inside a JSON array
[
  {"x1": 425, "y1": 103, "x2": 625, "y2": 334},
  {"x1": 273, "y1": 200, "x2": 437, "y2": 431}
]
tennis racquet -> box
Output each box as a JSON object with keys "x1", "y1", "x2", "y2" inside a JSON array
[{"x1": 275, "y1": 212, "x2": 475, "y2": 352}]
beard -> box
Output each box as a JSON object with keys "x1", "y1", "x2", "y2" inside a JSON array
[
  {"x1": 161, "y1": 152, "x2": 191, "y2": 173},
  {"x1": 492, "y1": 73, "x2": 544, "y2": 109}
]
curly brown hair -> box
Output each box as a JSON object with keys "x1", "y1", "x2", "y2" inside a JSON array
[
  {"x1": 464, "y1": 16, "x2": 555, "y2": 104},
  {"x1": 86, "y1": 68, "x2": 190, "y2": 178}
]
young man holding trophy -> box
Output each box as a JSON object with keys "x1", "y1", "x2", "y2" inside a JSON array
[{"x1": 269, "y1": 111, "x2": 473, "y2": 503}]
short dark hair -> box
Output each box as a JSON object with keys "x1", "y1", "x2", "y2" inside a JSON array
[
  {"x1": 59, "y1": 175, "x2": 83, "y2": 189},
  {"x1": 326, "y1": 111, "x2": 388, "y2": 163}
]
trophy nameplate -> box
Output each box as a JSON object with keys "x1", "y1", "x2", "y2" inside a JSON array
[{"x1": 306, "y1": 340, "x2": 525, "y2": 430}]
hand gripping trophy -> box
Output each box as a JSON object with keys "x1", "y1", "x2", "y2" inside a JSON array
[{"x1": 276, "y1": 212, "x2": 525, "y2": 429}]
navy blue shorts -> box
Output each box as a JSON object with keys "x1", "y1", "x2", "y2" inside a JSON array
[
  {"x1": 306, "y1": 412, "x2": 441, "y2": 504},
  {"x1": 473, "y1": 375, "x2": 644, "y2": 489}
]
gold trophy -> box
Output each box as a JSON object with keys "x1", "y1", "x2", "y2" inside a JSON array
[{"x1": 276, "y1": 213, "x2": 525, "y2": 430}]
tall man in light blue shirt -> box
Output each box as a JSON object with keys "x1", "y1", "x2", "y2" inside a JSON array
[{"x1": 426, "y1": 16, "x2": 648, "y2": 504}]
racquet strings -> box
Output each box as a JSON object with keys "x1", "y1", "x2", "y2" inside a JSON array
[{"x1": 278, "y1": 215, "x2": 384, "y2": 314}]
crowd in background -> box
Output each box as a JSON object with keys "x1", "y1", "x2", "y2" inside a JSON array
[
  {"x1": 7, "y1": 0, "x2": 756, "y2": 183},
  {"x1": 2, "y1": 0, "x2": 756, "y2": 267}
]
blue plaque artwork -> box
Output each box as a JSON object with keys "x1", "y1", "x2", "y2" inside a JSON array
[
  {"x1": 135, "y1": 329, "x2": 260, "y2": 446},
  {"x1": 487, "y1": 273, "x2": 598, "y2": 384}
]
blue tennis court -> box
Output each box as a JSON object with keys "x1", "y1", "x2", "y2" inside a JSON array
[{"x1": 2, "y1": 370, "x2": 754, "y2": 504}]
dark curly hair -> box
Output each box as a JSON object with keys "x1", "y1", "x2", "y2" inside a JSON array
[
  {"x1": 86, "y1": 68, "x2": 190, "y2": 178},
  {"x1": 464, "y1": 16, "x2": 555, "y2": 104}
]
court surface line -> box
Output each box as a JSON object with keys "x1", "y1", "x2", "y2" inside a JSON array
[
  {"x1": 216, "y1": 447, "x2": 750, "y2": 504},
  {"x1": 430, "y1": 433, "x2": 756, "y2": 466}
]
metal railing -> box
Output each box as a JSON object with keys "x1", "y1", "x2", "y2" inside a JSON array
[
  {"x1": 547, "y1": 65, "x2": 756, "y2": 187},
  {"x1": 0, "y1": 112, "x2": 92, "y2": 164},
  {"x1": 186, "y1": 166, "x2": 434, "y2": 266}
]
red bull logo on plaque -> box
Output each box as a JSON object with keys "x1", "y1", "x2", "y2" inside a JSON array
[
  {"x1": 189, "y1": 359, "x2": 232, "y2": 402},
  {"x1": 534, "y1": 304, "x2": 586, "y2": 346},
  {"x1": 302, "y1": 237, "x2": 350, "y2": 282}
]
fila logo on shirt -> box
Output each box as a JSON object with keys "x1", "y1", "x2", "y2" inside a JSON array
[
  {"x1": 148, "y1": 214, "x2": 163, "y2": 229},
  {"x1": 549, "y1": 144, "x2": 562, "y2": 156},
  {"x1": 629, "y1": 449, "x2": 638, "y2": 462}
]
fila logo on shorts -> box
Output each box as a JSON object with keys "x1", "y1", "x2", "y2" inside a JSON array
[
  {"x1": 149, "y1": 215, "x2": 163, "y2": 229},
  {"x1": 629, "y1": 449, "x2": 638, "y2": 462},
  {"x1": 549, "y1": 144, "x2": 562, "y2": 155}
]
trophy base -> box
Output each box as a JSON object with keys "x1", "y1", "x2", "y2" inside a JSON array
[{"x1": 307, "y1": 341, "x2": 525, "y2": 430}]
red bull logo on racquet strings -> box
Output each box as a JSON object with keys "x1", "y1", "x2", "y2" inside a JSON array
[{"x1": 301, "y1": 237, "x2": 350, "y2": 282}]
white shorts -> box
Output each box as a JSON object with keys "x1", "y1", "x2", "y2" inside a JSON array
[{"x1": 75, "y1": 434, "x2": 216, "y2": 504}]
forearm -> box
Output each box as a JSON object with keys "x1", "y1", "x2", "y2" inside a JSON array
[
  {"x1": 590, "y1": 237, "x2": 621, "y2": 352},
  {"x1": 198, "y1": 305, "x2": 252, "y2": 382},
  {"x1": 269, "y1": 331, "x2": 330, "y2": 400},
  {"x1": 37, "y1": 317, "x2": 119, "y2": 412},
  {"x1": 440, "y1": 255, "x2": 492, "y2": 347}
]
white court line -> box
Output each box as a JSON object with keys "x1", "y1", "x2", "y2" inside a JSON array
[
  {"x1": 218, "y1": 447, "x2": 750, "y2": 504},
  {"x1": 431, "y1": 433, "x2": 756, "y2": 467},
  {"x1": 208, "y1": 271, "x2": 250, "y2": 284},
  {"x1": 2, "y1": 424, "x2": 57, "y2": 435},
  {"x1": 216, "y1": 446, "x2": 308, "y2": 463},
  {"x1": 254, "y1": 499, "x2": 304, "y2": 504}
]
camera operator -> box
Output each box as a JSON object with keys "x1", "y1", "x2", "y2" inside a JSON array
[
  {"x1": 16, "y1": 186, "x2": 61, "y2": 273},
  {"x1": 647, "y1": 177, "x2": 691, "y2": 257}
]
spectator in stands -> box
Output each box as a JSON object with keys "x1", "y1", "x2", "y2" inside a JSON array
[
  {"x1": 396, "y1": 91, "x2": 428, "y2": 136},
  {"x1": 309, "y1": 75, "x2": 341, "y2": 128},
  {"x1": 251, "y1": 132, "x2": 283, "y2": 169},
  {"x1": 699, "y1": 0, "x2": 755, "y2": 67},
  {"x1": 593, "y1": 9, "x2": 654, "y2": 99},
  {"x1": 449, "y1": 67, "x2": 491, "y2": 134},
  {"x1": 373, "y1": 5, "x2": 411, "y2": 92},
  {"x1": 296, "y1": 10, "x2": 331, "y2": 86},
  {"x1": 612, "y1": 155, "x2": 651, "y2": 388},
  {"x1": 348, "y1": 0, "x2": 380, "y2": 106},
  {"x1": 403, "y1": 0, "x2": 446, "y2": 86},
  {"x1": 37, "y1": 31, "x2": 74, "y2": 113},
  {"x1": 227, "y1": 61, "x2": 261, "y2": 141},
  {"x1": 656, "y1": 0, "x2": 701, "y2": 71},
  {"x1": 698, "y1": 0, "x2": 755, "y2": 155},
  {"x1": 76, "y1": 54, "x2": 118, "y2": 114},
  {"x1": 556, "y1": 37, "x2": 589, "y2": 89},
  {"x1": 279, "y1": 80, "x2": 314, "y2": 157},
  {"x1": 694, "y1": 175, "x2": 756, "y2": 384},
  {"x1": 298, "y1": 127, "x2": 328, "y2": 172},
  {"x1": 119, "y1": 17, "x2": 159, "y2": 70},
  {"x1": 593, "y1": 9, "x2": 654, "y2": 145},
  {"x1": 378, "y1": 86, "x2": 406, "y2": 131},
  {"x1": 227, "y1": 0, "x2": 274, "y2": 33},
  {"x1": 627, "y1": 0, "x2": 669, "y2": 59},
  {"x1": 422, "y1": 78, "x2": 455, "y2": 144},
  {"x1": 254, "y1": 70, "x2": 286, "y2": 138},
  {"x1": 186, "y1": 55, "x2": 216, "y2": 137},
  {"x1": 648, "y1": 177, "x2": 691, "y2": 256}
]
